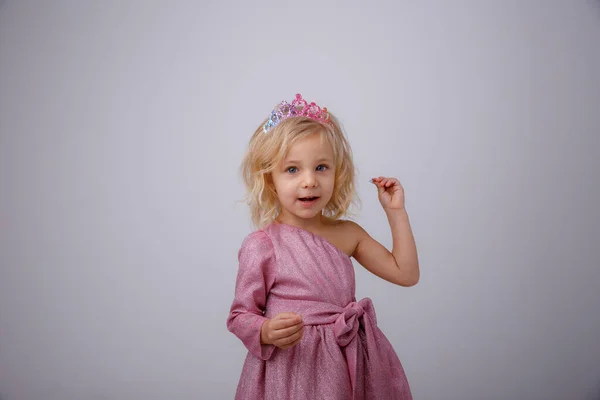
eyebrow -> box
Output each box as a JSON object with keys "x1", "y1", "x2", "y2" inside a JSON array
[{"x1": 284, "y1": 158, "x2": 333, "y2": 164}]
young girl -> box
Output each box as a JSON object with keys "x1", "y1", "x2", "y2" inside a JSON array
[{"x1": 227, "y1": 94, "x2": 419, "y2": 400}]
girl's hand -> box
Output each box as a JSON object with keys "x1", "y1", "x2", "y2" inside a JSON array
[
  {"x1": 260, "y1": 312, "x2": 304, "y2": 349},
  {"x1": 371, "y1": 176, "x2": 406, "y2": 210}
]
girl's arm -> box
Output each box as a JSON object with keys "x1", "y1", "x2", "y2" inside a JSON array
[
  {"x1": 349, "y1": 177, "x2": 419, "y2": 287},
  {"x1": 227, "y1": 231, "x2": 277, "y2": 360}
]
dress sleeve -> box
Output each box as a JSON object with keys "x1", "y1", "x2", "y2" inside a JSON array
[{"x1": 226, "y1": 230, "x2": 277, "y2": 360}]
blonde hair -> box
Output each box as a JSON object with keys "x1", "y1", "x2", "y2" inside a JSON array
[{"x1": 241, "y1": 110, "x2": 358, "y2": 228}]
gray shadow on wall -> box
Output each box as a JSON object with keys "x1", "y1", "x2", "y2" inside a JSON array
[
  {"x1": 589, "y1": 0, "x2": 600, "y2": 17},
  {"x1": 587, "y1": 379, "x2": 600, "y2": 400}
]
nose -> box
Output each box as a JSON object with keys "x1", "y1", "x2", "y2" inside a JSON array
[{"x1": 301, "y1": 171, "x2": 318, "y2": 188}]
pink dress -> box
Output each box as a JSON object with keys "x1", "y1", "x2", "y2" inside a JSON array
[{"x1": 226, "y1": 222, "x2": 412, "y2": 400}]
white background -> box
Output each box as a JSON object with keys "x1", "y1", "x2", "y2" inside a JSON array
[{"x1": 1, "y1": 1, "x2": 599, "y2": 399}]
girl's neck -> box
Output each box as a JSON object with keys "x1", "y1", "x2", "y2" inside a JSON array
[{"x1": 275, "y1": 213, "x2": 327, "y2": 232}]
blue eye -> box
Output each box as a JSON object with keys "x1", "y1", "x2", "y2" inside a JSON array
[
  {"x1": 286, "y1": 167, "x2": 298, "y2": 174},
  {"x1": 316, "y1": 165, "x2": 328, "y2": 172}
]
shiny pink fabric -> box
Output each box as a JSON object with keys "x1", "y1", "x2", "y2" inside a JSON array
[{"x1": 227, "y1": 223, "x2": 412, "y2": 400}]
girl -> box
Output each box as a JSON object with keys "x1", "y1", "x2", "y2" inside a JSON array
[{"x1": 227, "y1": 94, "x2": 419, "y2": 400}]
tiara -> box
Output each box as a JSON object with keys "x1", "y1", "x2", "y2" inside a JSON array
[{"x1": 263, "y1": 93, "x2": 331, "y2": 133}]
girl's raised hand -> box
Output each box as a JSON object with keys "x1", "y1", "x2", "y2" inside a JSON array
[
  {"x1": 260, "y1": 312, "x2": 304, "y2": 349},
  {"x1": 371, "y1": 176, "x2": 406, "y2": 210}
]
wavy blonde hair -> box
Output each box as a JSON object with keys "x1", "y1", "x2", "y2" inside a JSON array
[{"x1": 241, "y1": 110, "x2": 358, "y2": 228}]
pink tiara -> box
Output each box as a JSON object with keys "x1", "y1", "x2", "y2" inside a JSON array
[{"x1": 263, "y1": 93, "x2": 332, "y2": 133}]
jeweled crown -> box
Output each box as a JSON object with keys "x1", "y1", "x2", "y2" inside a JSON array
[{"x1": 263, "y1": 93, "x2": 332, "y2": 133}]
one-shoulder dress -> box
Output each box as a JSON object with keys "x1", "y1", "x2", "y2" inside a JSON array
[{"x1": 226, "y1": 222, "x2": 412, "y2": 399}]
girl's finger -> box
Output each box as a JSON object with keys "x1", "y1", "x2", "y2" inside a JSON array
[
  {"x1": 275, "y1": 327, "x2": 303, "y2": 347},
  {"x1": 273, "y1": 322, "x2": 303, "y2": 339},
  {"x1": 273, "y1": 312, "x2": 300, "y2": 320},
  {"x1": 285, "y1": 329, "x2": 304, "y2": 348},
  {"x1": 281, "y1": 334, "x2": 303, "y2": 349},
  {"x1": 271, "y1": 317, "x2": 303, "y2": 331},
  {"x1": 272, "y1": 313, "x2": 302, "y2": 323}
]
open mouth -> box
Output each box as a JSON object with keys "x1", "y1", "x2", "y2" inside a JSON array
[{"x1": 299, "y1": 196, "x2": 319, "y2": 203}]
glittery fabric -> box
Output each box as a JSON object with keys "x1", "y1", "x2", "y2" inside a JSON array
[{"x1": 227, "y1": 223, "x2": 413, "y2": 400}]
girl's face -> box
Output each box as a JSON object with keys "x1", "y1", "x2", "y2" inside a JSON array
[{"x1": 271, "y1": 132, "x2": 335, "y2": 225}]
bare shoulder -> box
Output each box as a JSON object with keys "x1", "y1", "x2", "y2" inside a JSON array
[
  {"x1": 332, "y1": 219, "x2": 365, "y2": 235},
  {"x1": 324, "y1": 219, "x2": 369, "y2": 257}
]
